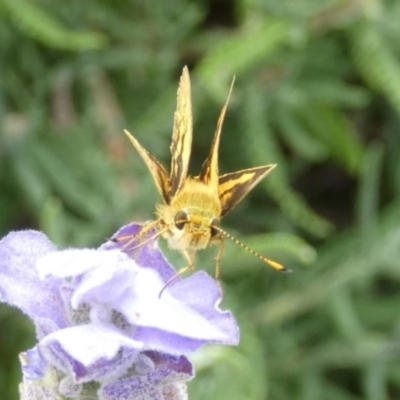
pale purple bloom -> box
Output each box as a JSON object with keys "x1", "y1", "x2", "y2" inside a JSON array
[{"x1": 0, "y1": 223, "x2": 239, "y2": 400}]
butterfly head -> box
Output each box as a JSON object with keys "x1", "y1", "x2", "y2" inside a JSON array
[
  {"x1": 174, "y1": 208, "x2": 221, "y2": 250},
  {"x1": 158, "y1": 206, "x2": 220, "y2": 252}
]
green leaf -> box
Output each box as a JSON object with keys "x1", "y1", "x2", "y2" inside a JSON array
[
  {"x1": 351, "y1": 18, "x2": 400, "y2": 115},
  {"x1": 296, "y1": 103, "x2": 364, "y2": 175},
  {"x1": 197, "y1": 15, "x2": 292, "y2": 102},
  {"x1": 2, "y1": 0, "x2": 107, "y2": 50},
  {"x1": 243, "y1": 83, "x2": 334, "y2": 237}
]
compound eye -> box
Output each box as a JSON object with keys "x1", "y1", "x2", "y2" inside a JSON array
[
  {"x1": 174, "y1": 210, "x2": 189, "y2": 230},
  {"x1": 210, "y1": 218, "x2": 220, "y2": 237}
]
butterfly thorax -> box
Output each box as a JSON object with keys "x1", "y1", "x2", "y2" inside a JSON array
[{"x1": 156, "y1": 178, "x2": 222, "y2": 252}]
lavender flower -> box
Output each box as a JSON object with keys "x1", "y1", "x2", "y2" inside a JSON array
[{"x1": 0, "y1": 223, "x2": 239, "y2": 400}]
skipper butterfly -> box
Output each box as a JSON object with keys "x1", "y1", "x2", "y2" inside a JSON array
[{"x1": 118, "y1": 67, "x2": 286, "y2": 292}]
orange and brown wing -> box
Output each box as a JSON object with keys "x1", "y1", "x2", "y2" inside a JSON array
[
  {"x1": 218, "y1": 165, "x2": 276, "y2": 216},
  {"x1": 124, "y1": 129, "x2": 171, "y2": 204},
  {"x1": 199, "y1": 77, "x2": 235, "y2": 192},
  {"x1": 170, "y1": 66, "x2": 193, "y2": 198}
]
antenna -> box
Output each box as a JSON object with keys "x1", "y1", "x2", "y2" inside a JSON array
[{"x1": 210, "y1": 224, "x2": 290, "y2": 273}]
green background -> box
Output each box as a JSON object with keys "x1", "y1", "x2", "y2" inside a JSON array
[{"x1": 1, "y1": 0, "x2": 400, "y2": 399}]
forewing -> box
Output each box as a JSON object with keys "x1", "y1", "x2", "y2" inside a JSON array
[
  {"x1": 124, "y1": 129, "x2": 171, "y2": 204},
  {"x1": 200, "y1": 77, "x2": 235, "y2": 192},
  {"x1": 170, "y1": 66, "x2": 193, "y2": 198},
  {"x1": 218, "y1": 165, "x2": 276, "y2": 216}
]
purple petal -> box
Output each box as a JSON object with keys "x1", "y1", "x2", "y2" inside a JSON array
[
  {"x1": 104, "y1": 225, "x2": 240, "y2": 348},
  {"x1": 117, "y1": 270, "x2": 239, "y2": 348},
  {"x1": 133, "y1": 327, "x2": 214, "y2": 354},
  {"x1": 41, "y1": 324, "x2": 143, "y2": 369},
  {"x1": 168, "y1": 272, "x2": 239, "y2": 344},
  {"x1": 3, "y1": 225, "x2": 240, "y2": 396},
  {"x1": 20, "y1": 348, "x2": 47, "y2": 380},
  {"x1": 0, "y1": 231, "x2": 68, "y2": 331},
  {"x1": 37, "y1": 249, "x2": 138, "y2": 309},
  {"x1": 38, "y1": 234, "x2": 239, "y2": 352},
  {"x1": 103, "y1": 223, "x2": 177, "y2": 282},
  {"x1": 37, "y1": 249, "x2": 130, "y2": 280},
  {"x1": 100, "y1": 352, "x2": 192, "y2": 400},
  {"x1": 49, "y1": 343, "x2": 139, "y2": 384}
]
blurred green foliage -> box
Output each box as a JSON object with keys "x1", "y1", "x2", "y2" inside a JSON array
[{"x1": 1, "y1": 0, "x2": 400, "y2": 399}]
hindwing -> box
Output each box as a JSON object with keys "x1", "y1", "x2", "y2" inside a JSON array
[
  {"x1": 124, "y1": 130, "x2": 171, "y2": 203},
  {"x1": 218, "y1": 165, "x2": 276, "y2": 216}
]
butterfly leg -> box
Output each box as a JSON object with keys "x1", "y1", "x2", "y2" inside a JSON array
[
  {"x1": 158, "y1": 251, "x2": 196, "y2": 298},
  {"x1": 112, "y1": 219, "x2": 161, "y2": 254},
  {"x1": 214, "y1": 236, "x2": 225, "y2": 298}
]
